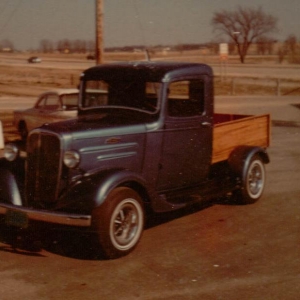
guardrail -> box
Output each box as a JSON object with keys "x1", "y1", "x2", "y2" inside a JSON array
[
  {"x1": 215, "y1": 76, "x2": 300, "y2": 96},
  {"x1": 0, "y1": 72, "x2": 299, "y2": 96}
]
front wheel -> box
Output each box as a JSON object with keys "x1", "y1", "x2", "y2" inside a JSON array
[
  {"x1": 92, "y1": 187, "x2": 144, "y2": 259},
  {"x1": 234, "y1": 155, "x2": 266, "y2": 204}
]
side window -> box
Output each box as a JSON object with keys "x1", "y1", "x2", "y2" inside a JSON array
[
  {"x1": 167, "y1": 79, "x2": 205, "y2": 117},
  {"x1": 84, "y1": 80, "x2": 108, "y2": 107},
  {"x1": 36, "y1": 97, "x2": 46, "y2": 108},
  {"x1": 45, "y1": 94, "x2": 59, "y2": 109}
]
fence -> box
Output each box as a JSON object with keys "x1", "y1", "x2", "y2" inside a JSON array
[
  {"x1": 215, "y1": 76, "x2": 300, "y2": 96},
  {"x1": 0, "y1": 71, "x2": 299, "y2": 97}
]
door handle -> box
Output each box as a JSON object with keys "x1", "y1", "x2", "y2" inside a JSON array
[{"x1": 201, "y1": 121, "x2": 211, "y2": 127}]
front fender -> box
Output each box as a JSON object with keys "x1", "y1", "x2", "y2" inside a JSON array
[
  {"x1": 0, "y1": 168, "x2": 22, "y2": 205},
  {"x1": 57, "y1": 169, "x2": 151, "y2": 213},
  {"x1": 0, "y1": 157, "x2": 25, "y2": 205}
]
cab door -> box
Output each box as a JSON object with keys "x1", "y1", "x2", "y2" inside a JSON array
[{"x1": 157, "y1": 78, "x2": 213, "y2": 190}]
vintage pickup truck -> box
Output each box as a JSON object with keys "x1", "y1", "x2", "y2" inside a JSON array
[{"x1": 0, "y1": 62, "x2": 270, "y2": 259}]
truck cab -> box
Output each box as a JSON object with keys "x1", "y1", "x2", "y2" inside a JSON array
[
  {"x1": 0, "y1": 62, "x2": 270, "y2": 259},
  {"x1": 78, "y1": 62, "x2": 214, "y2": 191}
]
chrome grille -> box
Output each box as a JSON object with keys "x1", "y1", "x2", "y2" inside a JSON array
[{"x1": 26, "y1": 132, "x2": 61, "y2": 207}]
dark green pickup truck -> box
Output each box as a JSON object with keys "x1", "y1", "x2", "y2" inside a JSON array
[{"x1": 0, "y1": 62, "x2": 270, "y2": 259}]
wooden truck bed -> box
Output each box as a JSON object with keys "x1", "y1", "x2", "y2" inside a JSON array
[{"x1": 212, "y1": 113, "x2": 271, "y2": 164}]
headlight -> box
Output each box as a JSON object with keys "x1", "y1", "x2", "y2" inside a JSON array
[
  {"x1": 4, "y1": 143, "x2": 20, "y2": 161},
  {"x1": 63, "y1": 150, "x2": 80, "y2": 168}
]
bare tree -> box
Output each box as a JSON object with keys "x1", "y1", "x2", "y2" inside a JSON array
[
  {"x1": 277, "y1": 47, "x2": 286, "y2": 64},
  {"x1": 87, "y1": 40, "x2": 95, "y2": 53},
  {"x1": 256, "y1": 36, "x2": 275, "y2": 55},
  {"x1": 284, "y1": 34, "x2": 297, "y2": 54},
  {"x1": 39, "y1": 39, "x2": 54, "y2": 53},
  {"x1": 72, "y1": 40, "x2": 87, "y2": 53},
  {"x1": 57, "y1": 39, "x2": 72, "y2": 53},
  {"x1": 0, "y1": 39, "x2": 14, "y2": 51},
  {"x1": 55, "y1": 39, "x2": 96, "y2": 54},
  {"x1": 284, "y1": 34, "x2": 300, "y2": 64},
  {"x1": 211, "y1": 6, "x2": 278, "y2": 63}
]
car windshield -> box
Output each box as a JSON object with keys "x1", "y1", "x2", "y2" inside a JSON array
[
  {"x1": 82, "y1": 79, "x2": 161, "y2": 113},
  {"x1": 61, "y1": 94, "x2": 79, "y2": 110}
]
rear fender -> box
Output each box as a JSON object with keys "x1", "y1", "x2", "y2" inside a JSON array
[{"x1": 228, "y1": 146, "x2": 270, "y2": 180}]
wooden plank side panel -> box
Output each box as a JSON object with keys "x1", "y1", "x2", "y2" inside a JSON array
[{"x1": 212, "y1": 114, "x2": 270, "y2": 164}]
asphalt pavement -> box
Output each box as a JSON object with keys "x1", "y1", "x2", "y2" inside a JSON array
[
  {"x1": 0, "y1": 125, "x2": 299, "y2": 299},
  {"x1": 0, "y1": 95, "x2": 299, "y2": 299},
  {"x1": 215, "y1": 95, "x2": 300, "y2": 127}
]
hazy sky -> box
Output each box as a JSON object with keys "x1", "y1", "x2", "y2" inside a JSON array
[{"x1": 1, "y1": 0, "x2": 300, "y2": 50}]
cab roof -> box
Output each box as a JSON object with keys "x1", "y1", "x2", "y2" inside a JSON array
[{"x1": 81, "y1": 61, "x2": 213, "y2": 83}]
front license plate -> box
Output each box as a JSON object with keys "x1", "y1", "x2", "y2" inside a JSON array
[{"x1": 5, "y1": 209, "x2": 29, "y2": 228}]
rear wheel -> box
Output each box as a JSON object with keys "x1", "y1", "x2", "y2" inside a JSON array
[
  {"x1": 92, "y1": 187, "x2": 144, "y2": 259},
  {"x1": 234, "y1": 155, "x2": 266, "y2": 204}
]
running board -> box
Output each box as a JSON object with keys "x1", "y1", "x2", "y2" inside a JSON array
[{"x1": 155, "y1": 176, "x2": 239, "y2": 213}]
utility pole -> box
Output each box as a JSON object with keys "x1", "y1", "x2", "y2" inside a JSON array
[{"x1": 95, "y1": 0, "x2": 104, "y2": 64}]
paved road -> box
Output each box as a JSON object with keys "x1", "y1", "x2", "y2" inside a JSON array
[
  {"x1": 215, "y1": 95, "x2": 300, "y2": 125},
  {"x1": 0, "y1": 93, "x2": 300, "y2": 298},
  {"x1": 0, "y1": 124, "x2": 299, "y2": 300},
  {"x1": 2, "y1": 54, "x2": 300, "y2": 79}
]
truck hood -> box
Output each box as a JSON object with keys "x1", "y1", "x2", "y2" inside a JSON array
[
  {"x1": 40, "y1": 111, "x2": 152, "y2": 138},
  {"x1": 37, "y1": 110, "x2": 150, "y2": 175}
]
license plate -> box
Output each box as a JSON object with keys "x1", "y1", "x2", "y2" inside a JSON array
[{"x1": 5, "y1": 209, "x2": 29, "y2": 228}]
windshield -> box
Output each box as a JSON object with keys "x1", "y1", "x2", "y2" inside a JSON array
[{"x1": 81, "y1": 79, "x2": 161, "y2": 113}]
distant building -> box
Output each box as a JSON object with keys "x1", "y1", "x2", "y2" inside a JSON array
[{"x1": 1, "y1": 47, "x2": 13, "y2": 53}]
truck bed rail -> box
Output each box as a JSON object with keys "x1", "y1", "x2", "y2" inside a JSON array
[{"x1": 212, "y1": 114, "x2": 271, "y2": 164}]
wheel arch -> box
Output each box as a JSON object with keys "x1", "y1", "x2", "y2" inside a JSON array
[
  {"x1": 118, "y1": 180, "x2": 151, "y2": 207},
  {"x1": 228, "y1": 145, "x2": 270, "y2": 180},
  {"x1": 0, "y1": 168, "x2": 22, "y2": 205},
  {"x1": 60, "y1": 169, "x2": 153, "y2": 212},
  {"x1": 95, "y1": 170, "x2": 152, "y2": 208}
]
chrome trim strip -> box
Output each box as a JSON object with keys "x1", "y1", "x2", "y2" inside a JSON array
[
  {"x1": 0, "y1": 204, "x2": 91, "y2": 227},
  {"x1": 80, "y1": 142, "x2": 138, "y2": 154},
  {"x1": 97, "y1": 151, "x2": 137, "y2": 161}
]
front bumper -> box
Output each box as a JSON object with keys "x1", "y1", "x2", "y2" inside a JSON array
[{"x1": 0, "y1": 203, "x2": 91, "y2": 227}]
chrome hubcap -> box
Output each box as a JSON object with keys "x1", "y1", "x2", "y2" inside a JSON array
[
  {"x1": 110, "y1": 199, "x2": 142, "y2": 250},
  {"x1": 248, "y1": 161, "x2": 264, "y2": 197}
]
